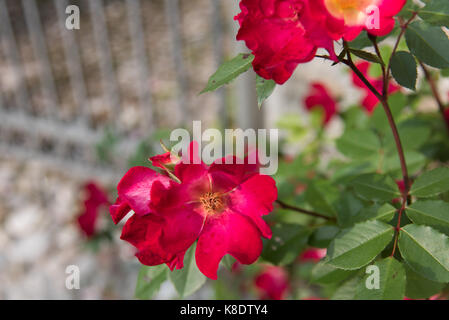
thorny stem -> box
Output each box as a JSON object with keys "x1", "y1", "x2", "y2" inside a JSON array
[
  {"x1": 391, "y1": 199, "x2": 406, "y2": 257},
  {"x1": 313, "y1": 19, "x2": 421, "y2": 254},
  {"x1": 276, "y1": 199, "x2": 335, "y2": 221},
  {"x1": 340, "y1": 41, "x2": 411, "y2": 202},
  {"x1": 420, "y1": 61, "x2": 449, "y2": 135}
]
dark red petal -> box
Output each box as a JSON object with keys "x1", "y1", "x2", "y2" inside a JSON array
[{"x1": 109, "y1": 196, "x2": 131, "y2": 224}]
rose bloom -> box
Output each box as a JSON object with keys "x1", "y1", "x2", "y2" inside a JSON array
[
  {"x1": 324, "y1": 0, "x2": 406, "y2": 39},
  {"x1": 304, "y1": 82, "x2": 338, "y2": 125},
  {"x1": 352, "y1": 61, "x2": 399, "y2": 113},
  {"x1": 255, "y1": 265, "x2": 290, "y2": 300},
  {"x1": 77, "y1": 182, "x2": 110, "y2": 238},
  {"x1": 110, "y1": 142, "x2": 277, "y2": 279},
  {"x1": 299, "y1": 248, "x2": 327, "y2": 263},
  {"x1": 236, "y1": 0, "x2": 406, "y2": 84}
]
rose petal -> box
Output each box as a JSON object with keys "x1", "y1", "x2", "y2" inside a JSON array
[{"x1": 195, "y1": 212, "x2": 263, "y2": 279}]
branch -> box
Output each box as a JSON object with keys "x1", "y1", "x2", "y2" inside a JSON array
[
  {"x1": 276, "y1": 200, "x2": 335, "y2": 221},
  {"x1": 420, "y1": 61, "x2": 449, "y2": 135},
  {"x1": 340, "y1": 43, "x2": 411, "y2": 201}
]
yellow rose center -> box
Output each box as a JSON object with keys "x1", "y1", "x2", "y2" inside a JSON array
[{"x1": 324, "y1": 0, "x2": 378, "y2": 25}]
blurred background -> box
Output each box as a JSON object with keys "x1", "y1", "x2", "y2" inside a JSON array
[{"x1": 3, "y1": 0, "x2": 444, "y2": 299}]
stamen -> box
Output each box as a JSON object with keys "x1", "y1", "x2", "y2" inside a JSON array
[{"x1": 200, "y1": 192, "x2": 224, "y2": 214}]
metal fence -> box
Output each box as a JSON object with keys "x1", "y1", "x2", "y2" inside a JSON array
[{"x1": 0, "y1": 0, "x2": 257, "y2": 183}]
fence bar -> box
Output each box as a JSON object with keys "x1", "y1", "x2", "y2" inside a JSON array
[
  {"x1": 54, "y1": 0, "x2": 89, "y2": 125},
  {"x1": 210, "y1": 0, "x2": 227, "y2": 129},
  {"x1": 230, "y1": 1, "x2": 262, "y2": 130},
  {"x1": 0, "y1": 0, "x2": 31, "y2": 113},
  {"x1": 0, "y1": 84, "x2": 4, "y2": 110},
  {"x1": 126, "y1": 0, "x2": 155, "y2": 133},
  {"x1": 163, "y1": 0, "x2": 188, "y2": 125},
  {"x1": 88, "y1": 0, "x2": 121, "y2": 122},
  {"x1": 22, "y1": 0, "x2": 59, "y2": 117}
]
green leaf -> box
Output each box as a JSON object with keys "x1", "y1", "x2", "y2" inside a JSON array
[
  {"x1": 370, "y1": 93, "x2": 406, "y2": 132},
  {"x1": 326, "y1": 220, "x2": 395, "y2": 270},
  {"x1": 399, "y1": 224, "x2": 449, "y2": 283},
  {"x1": 390, "y1": 51, "x2": 417, "y2": 90},
  {"x1": 355, "y1": 258, "x2": 406, "y2": 300},
  {"x1": 405, "y1": 264, "x2": 445, "y2": 299},
  {"x1": 351, "y1": 174, "x2": 401, "y2": 202},
  {"x1": 355, "y1": 203, "x2": 397, "y2": 223},
  {"x1": 349, "y1": 48, "x2": 382, "y2": 64},
  {"x1": 221, "y1": 255, "x2": 237, "y2": 271},
  {"x1": 311, "y1": 261, "x2": 355, "y2": 285},
  {"x1": 256, "y1": 76, "x2": 276, "y2": 108},
  {"x1": 410, "y1": 167, "x2": 449, "y2": 198},
  {"x1": 168, "y1": 243, "x2": 206, "y2": 298},
  {"x1": 135, "y1": 265, "x2": 167, "y2": 300},
  {"x1": 262, "y1": 223, "x2": 310, "y2": 265},
  {"x1": 419, "y1": 0, "x2": 449, "y2": 27},
  {"x1": 331, "y1": 276, "x2": 360, "y2": 300},
  {"x1": 407, "y1": 200, "x2": 449, "y2": 235},
  {"x1": 405, "y1": 22, "x2": 449, "y2": 69},
  {"x1": 384, "y1": 122, "x2": 431, "y2": 152},
  {"x1": 201, "y1": 53, "x2": 254, "y2": 93},
  {"x1": 309, "y1": 225, "x2": 340, "y2": 248},
  {"x1": 335, "y1": 192, "x2": 364, "y2": 227},
  {"x1": 382, "y1": 151, "x2": 427, "y2": 178},
  {"x1": 304, "y1": 182, "x2": 338, "y2": 217},
  {"x1": 336, "y1": 129, "x2": 381, "y2": 159}
]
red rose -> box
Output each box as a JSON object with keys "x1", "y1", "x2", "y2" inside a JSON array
[
  {"x1": 304, "y1": 82, "x2": 338, "y2": 125},
  {"x1": 235, "y1": 0, "x2": 405, "y2": 84},
  {"x1": 149, "y1": 151, "x2": 180, "y2": 170},
  {"x1": 324, "y1": 0, "x2": 406, "y2": 40},
  {"x1": 77, "y1": 182, "x2": 110, "y2": 238},
  {"x1": 255, "y1": 266, "x2": 289, "y2": 300},
  {"x1": 299, "y1": 248, "x2": 327, "y2": 263},
  {"x1": 235, "y1": 0, "x2": 345, "y2": 84},
  {"x1": 110, "y1": 142, "x2": 278, "y2": 278},
  {"x1": 351, "y1": 61, "x2": 399, "y2": 113}
]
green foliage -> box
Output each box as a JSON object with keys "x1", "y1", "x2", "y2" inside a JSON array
[
  {"x1": 201, "y1": 53, "x2": 254, "y2": 93},
  {"x1": 168, "y1": 243, "x2": 207, "y2": 298},
  {"x1": 135, "y1": 265, "x2": 168, "y2": 300},
  {"x1": 256, "y1": 75, "x2": 276, "y2": 108},
  {"x1": 405, "y1": 264, "x2": 445, "y2": 299},
  {"x1": 326, "y1": 220, "x2": 395, "y2": 270},
  {"x1": 351, "y1": 174, "x2": 401, "y2": 202},
  {"x1": 304, "y1": 182, "x2": 339, "y2": 218},
  {"x1": 405, "y1": 21, "x2": 449, "y2": 69},
  {"x1": 407, "y1": 201, "x2": 449, "y2": 235},
  {"x1": 355, "y1": 258, "x2": 406, "y2": 300},
  {"x1": 311, "y1": 262, "x2": 355, "y2": 285},
  {"x1": 349, "y1": 48, "x2": 382, "y2": 64},
  {"x1": 410, "y1": 167, "x2": 449, "y2": 198},
  {"x1": 336, "y1": 129, "x2": 381, "y2": 159},
  {"x1": 418, "y1": 0, "x2": 449, "y2": 27},
  {"x1": 390, "y1": 51, "x2": 417, "y2": 90},
  {"x1": 309, "y1": 225, "x2": 340, "y2": 248},
  {"x1": 262, "y1": 223, "x2": 311, "y2": 265},
  {"x1": 399, "y1": 224, "x2": 449, "y2": 283}
]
